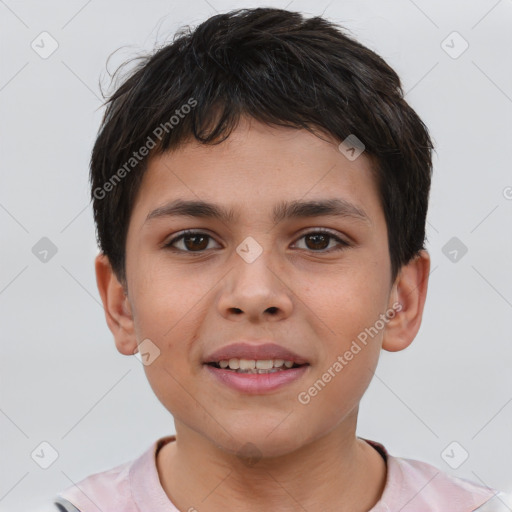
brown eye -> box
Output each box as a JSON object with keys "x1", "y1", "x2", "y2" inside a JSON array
[
  {"x1": 294, "y1": 230, "x2": 349, "y2": 252},
  {"x1": 183, "y1": 234, "x2": 209, "y2": 251},
  {"x1": 164, "y1": 231, "x2": 220, "y2": 252}
]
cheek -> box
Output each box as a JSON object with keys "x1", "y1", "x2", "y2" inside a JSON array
[
  {"x1": 297, "y1": 332, "x2": 381, "y2": 429},
  {"x1": 297, "y1": 261, "x2": 387, "y2": 401},
  {"x1": 140, "y1": 316, "x2": 204, "y2": 417},
  {"x1": 303, "y1": 260, "x2": 388, "y2": 335},
  {"x1": 143, "y1": 363, "x2": 195, "y2": 423},
  {"x1": 130, "y1": 261, "x2": 208, "y2": 340},
  {"x1": 127, "y1": 259, "x2": 219, "y2": 409}
]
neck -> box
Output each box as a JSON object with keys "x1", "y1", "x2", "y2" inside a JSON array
[{"x1": 157, "y1": 417, "x2": 387, "y2": 512}]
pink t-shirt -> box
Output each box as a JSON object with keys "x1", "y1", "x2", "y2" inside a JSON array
[{"x1": 56, "y1": 436, "x2": 504, "y2": 511}]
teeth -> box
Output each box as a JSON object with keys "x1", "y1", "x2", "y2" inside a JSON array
[
  {"x1": 216, "y1": 358, "x2": 297, "y2": 370},
  {"x1": 255, "y1": 360, "x2": 273, "y2": 370},
  {"x1": 228, "y1": 358, "x2": 240, "y2": 369},
  {"x1": 239, "y1": 359, "x2": 255, "y2": 370}
]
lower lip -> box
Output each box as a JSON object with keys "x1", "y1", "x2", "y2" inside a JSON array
[{"x1": 204, "y1": 365, "x2": 309, "y2": 394}]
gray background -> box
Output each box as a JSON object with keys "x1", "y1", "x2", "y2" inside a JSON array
[{"x1": 1, "y1": 0, "x2": 511, "y2": 510}]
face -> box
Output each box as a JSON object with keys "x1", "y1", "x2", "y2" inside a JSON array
[{"x1": 116, "y1": 117, "x2": 403, "y2": 457}]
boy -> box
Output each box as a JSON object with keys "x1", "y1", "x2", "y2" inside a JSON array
[{"x1": 53, "y1": 7, "x2": 507, "y2": 511}]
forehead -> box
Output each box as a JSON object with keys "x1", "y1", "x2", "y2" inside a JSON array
[{"x1": 130, "y1": 118, "x2": 383, "y2": 228}]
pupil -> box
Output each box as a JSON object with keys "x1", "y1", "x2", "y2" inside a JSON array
[
  {"x1": 185, "y1": 235, "x2": 208, "y2": 251},
  {"x1": 306, "y1": 233, "x2": 328, "y2": 250}
]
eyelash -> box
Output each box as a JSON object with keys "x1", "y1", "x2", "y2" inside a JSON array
[{"x1": 163, "y1": 229, "x2": 350, "y2": 254}]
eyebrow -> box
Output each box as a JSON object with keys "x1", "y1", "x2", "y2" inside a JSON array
[{"x1": 144, "y1": 198, "x2": 371, "y2": 226}]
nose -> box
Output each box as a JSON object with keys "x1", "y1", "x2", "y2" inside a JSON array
[{"x1": 216, "y1": 247, "x2": 293, "y2": 322}]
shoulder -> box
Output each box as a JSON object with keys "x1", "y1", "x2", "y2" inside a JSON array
[
  {"x1": 391, "y1": 456, "x2": 499, "y2": 510},
  {"x1": 54, "y1": 436, "x2": 175, "y2": 512},
  {"x1": 363, "y1": 439, "x2": 504, "y2": 512},
  {"x1": 473, "y1": 492, "x2": 512, "y2": 511},
  {"x1": 55, "y1": 456, "x2": 134, "y2": 511}
]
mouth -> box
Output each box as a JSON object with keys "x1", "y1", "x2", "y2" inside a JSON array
[
  {"x1": 204, "y1": 361, "x2": 310, "y2": 394},
  {"x1": 202, "y1": 342, "x2": 310, "y2": 394}
]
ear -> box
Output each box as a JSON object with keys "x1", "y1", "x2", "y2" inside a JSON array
[
  {"x1": 382, "y1": 250, "x2": 430, "y2": 352},
  {"x1": 95, "y1": 253, "x2": 138, "y2": 356}
]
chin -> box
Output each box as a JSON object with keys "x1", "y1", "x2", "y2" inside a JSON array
[{"x1": 216, "y1": 426, "x2": 309, "y2": 460}]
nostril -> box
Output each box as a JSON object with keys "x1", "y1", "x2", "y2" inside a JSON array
[{"x1": 266, "y1": 306, "x2": 278, "y2": 314}]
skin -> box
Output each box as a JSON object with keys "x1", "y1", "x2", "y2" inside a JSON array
[{"x1": 95, "y1": 116, "x2": 430, "y2": 512}]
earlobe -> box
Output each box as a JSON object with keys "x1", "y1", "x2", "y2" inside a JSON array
[
  {"x1": 382, "y1": 250, "x2": 430, "y2": 352},
  {"x1": 94, "y1": 253, "x2": 138, "y2": 356}
]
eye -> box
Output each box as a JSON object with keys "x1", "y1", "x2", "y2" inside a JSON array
[
  {"x1": 293, "y1": 230, "x2": 350, "y2": 252},
  {"x1": 163, "y1": 230, "x2": 221, "y2": 252},
  {"x1": 163, "y1": 229, "x2": 350, "y2": 254}
]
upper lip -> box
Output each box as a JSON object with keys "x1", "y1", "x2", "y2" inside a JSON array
[{"x1": 203, "y1": 342, "x2": 309, "y2": 365}]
